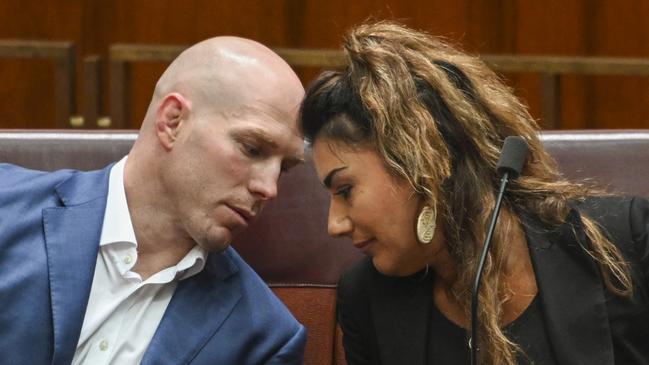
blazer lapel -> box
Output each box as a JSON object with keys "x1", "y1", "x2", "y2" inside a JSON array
[
  {"x1": 141, "y1": 248, "x2": 242, "y2": 365},
  {"x1": 43, "y1": 168, "x2": 111, "y2": 365},
  {"x1": 371, "y1": 272, "x2": 432, "y2": 365},
  {"x1": 524, "y1": 210, "x2": 614, "y2": 365}
]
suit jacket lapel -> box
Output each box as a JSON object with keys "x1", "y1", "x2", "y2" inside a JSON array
[
  {"x1": 524, "y1": 210, "x2": 614, "y2": 365},
  {"x1": 43, "y1": 167, "x2": 111, "y2": 365},
  {"x1": 141, "y1": 248, "x2": 242, "y2": 365},
  {"x1": 371, "y1": 272, "x2": 432, "y2": 365}
]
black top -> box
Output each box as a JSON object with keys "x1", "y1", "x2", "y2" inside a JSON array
[
  {"x1": 428, "y1": 294, "x2": 559, "y2": 364},
  {"x1": 337, "y1": 197, "x2": 649, "y2": 365}
]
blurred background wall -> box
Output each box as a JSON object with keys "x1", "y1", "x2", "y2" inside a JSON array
[{"x1": 0, "y1": 0, "x2": 648, "y2": 130}]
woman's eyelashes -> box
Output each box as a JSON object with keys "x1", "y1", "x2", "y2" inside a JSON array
[{"x1": 334, "y1": 185, "x2": 353, "y2": 200}]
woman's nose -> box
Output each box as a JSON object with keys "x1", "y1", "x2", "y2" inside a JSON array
[{"x1": 327, "y1": 200, "x2": 352, "y2": 237}]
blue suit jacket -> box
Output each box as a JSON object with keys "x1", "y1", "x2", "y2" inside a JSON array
[{"x1": 0, "y1": 163, "x2": 306, "y2": 365}]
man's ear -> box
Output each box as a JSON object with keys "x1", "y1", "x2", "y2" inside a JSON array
[{"x1": 155, "y1": 93, "x2": 190, "y2": 151}]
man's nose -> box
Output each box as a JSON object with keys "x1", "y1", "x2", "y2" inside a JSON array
[
  {"x1": 249, "y1": 163, "x2": 280, "y2": 200},
  {"x1": 327, "y1": 200, "x2": 352, "y2": 237}
]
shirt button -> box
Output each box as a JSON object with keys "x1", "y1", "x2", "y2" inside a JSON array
[
  {"x1": 99, "y1": 340, "x2": 109, "y2": 351},
  {"x1": 123, "y1": 255, "x2": 132, "y2": 264}
]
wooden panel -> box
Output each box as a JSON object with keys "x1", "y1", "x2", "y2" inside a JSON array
[
  {"x1": 0, "y1": 1, "x2": 83, "y2": 128},
  {"x1": 585, "y1": 1, "x2": 649, "y2": 129},
  {"x1": 100, "y1": 0, "x2": 309, "y2": 128},
  {"x1": 507, "y1": 1, "x2": 581, "y2": 128},
  {"x1": 0, "y1": 58, "x2": 56, "y2": 128},
  {"x1": 0, "y1": 0, "x2": 649, "y2": 129},
  {"x1": 0, "y1": 41, "x2": 76, "y2": 129},
  {"x1": 82, "y1": 55, "x2": 102, "y2": 128}
]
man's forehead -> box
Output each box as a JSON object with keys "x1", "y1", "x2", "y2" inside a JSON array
[
  {"x1": 231, "y1": 121, "x2": 305, "y2": 158},
  {"x1": 229, "y1": 101, "x2": 301, "y2": 132},
  {"x1": 232, "y1": 99, "x2": 301, "y2": 123}
]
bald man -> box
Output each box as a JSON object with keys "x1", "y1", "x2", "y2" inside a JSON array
[{"x1": 0, "y1": 37, "x2": 306, "y2": 365}]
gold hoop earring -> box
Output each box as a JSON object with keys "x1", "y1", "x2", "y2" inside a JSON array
[{"x1": 416, "y1": 205, "x2": 436, "y2": 244}]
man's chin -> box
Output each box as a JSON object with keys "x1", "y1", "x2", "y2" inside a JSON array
[{"x1": 198, "y1": 226, "x2": 235, "y2": 253}]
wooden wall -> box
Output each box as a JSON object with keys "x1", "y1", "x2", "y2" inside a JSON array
[{"x1": 0, "y1": 0, "x2": 648, "y2": 129}]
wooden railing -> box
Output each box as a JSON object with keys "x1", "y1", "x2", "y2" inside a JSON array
[
  {"x1": 4, "y1": 41, "x2": 649, "y2": 129},
  {"x1": 0, "y1": 40, "x2": 76, "y2": 128},
  {"x1": 482, "y1": 55, "x2": 649, "y2": 128},
  {"x1": 109, "y1": 44, "x2": 184, "y2": 128},
  {"x1": 275, "y1": 50, "x2": 649, "y2": 129},
  {"x1": 109, "y1": 45, "x2": 649, "y2": 129}
]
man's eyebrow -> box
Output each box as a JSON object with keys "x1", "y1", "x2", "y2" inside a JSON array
[
  {"x1": 240, "y1": 129, "x2": 305, "y2": 166},
  {"x1": 323, "y1": 167, "x2": 347, "y2": 188},
  {"x1": 245, "y1": 129, "x2": 278, "y2": 149}
]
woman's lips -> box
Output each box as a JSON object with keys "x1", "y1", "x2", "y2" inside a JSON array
[{"x1": 354, "y1": 238, "x2": 375, "y2": 251}]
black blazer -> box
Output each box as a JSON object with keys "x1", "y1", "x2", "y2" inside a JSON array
[{"x1": 337, "y1": 196, "x2": 649, "y2": 365}]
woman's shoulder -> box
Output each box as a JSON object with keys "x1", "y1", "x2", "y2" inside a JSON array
[
  {"x1": 577, "y1": 195, "x2": 642, "y2": 213},
  {"x1": 576, "y1": 195, "x2": 646, "y2": 225},
  {"x1": 573, "y1": 195, "x2": 640, "y2": 230},
  {"x1": 576, "y1": 195, "x2": 649, "y2": 252}
]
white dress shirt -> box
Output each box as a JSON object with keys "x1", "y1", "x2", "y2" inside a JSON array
[{"x1": 72, "y1": 157, "x2": 207, "y2": 365}]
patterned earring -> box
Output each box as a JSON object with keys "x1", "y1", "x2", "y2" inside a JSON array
[{"x1": 416, "y1": 205, "x2": 436, "y2": 244}]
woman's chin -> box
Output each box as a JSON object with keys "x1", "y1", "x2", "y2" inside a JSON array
[
  {"x1": 372, "y1": 256, "x2": 423, "y2": 277},
  {"x1": 372, "y1": 257, "x2": 404, "y2": 277}
]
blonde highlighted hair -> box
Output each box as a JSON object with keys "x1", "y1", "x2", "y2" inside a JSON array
[{"x1": 301, "y1": 21, "x2": 632, "y2": 365}]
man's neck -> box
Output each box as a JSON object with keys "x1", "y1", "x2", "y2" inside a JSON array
[{"x1": 123, "y1": 155, "x2": 196, "y2": 280}]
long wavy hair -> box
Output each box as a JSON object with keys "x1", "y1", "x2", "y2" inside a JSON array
[{"x1": 300, "y1": 21, "x2": 632, "y2": 365}]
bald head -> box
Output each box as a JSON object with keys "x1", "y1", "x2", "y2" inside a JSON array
[{"x1": 141, "y1": 36, "x2": 304, "y2": 131}]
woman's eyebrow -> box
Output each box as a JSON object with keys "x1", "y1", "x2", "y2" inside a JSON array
[{"x1": 323, "y1": 167, "x2": 347, "y2": 188}]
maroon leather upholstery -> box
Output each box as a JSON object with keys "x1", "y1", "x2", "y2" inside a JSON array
[
  {"x1": 542, "y1": 130, "x2": 649, "y2": 197},
  {"x1": 2, "y1": 129, "x2": 649, "y2": 365}
]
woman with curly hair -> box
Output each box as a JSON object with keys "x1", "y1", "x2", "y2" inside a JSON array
[{"x1": 300, "y1": 21, "x2": 649, "y2": 364}]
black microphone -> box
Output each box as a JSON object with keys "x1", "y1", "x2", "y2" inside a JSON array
[{"x1": 470, "y1": 136, "x2": 529, "y2": 365}]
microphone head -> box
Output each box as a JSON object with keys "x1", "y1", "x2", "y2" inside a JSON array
[{"x1": 496, "y1": 136, "x2": 529, "y2": 178}]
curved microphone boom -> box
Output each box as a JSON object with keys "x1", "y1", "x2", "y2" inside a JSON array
[{"x1": 470, "y1": 136, "x2": 529, "y2": 365}]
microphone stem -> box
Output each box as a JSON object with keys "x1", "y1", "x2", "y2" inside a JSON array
[{"x1": 470, "y1": 172, "x2": 510, "y2": 365}]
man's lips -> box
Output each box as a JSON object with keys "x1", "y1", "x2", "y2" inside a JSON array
[{"x1": 226, "y1": 205, "x2": 256, "y2": 225}]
